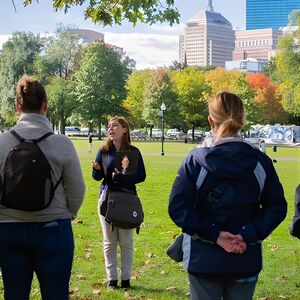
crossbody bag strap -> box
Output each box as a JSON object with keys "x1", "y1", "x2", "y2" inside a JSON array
[{"x1": 101, "y1": 152, "x2": 108, "y2": 177}]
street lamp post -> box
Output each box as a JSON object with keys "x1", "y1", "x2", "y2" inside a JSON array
[{"x1": 160, "y1": 102, "x2": 166, "y2": 156}]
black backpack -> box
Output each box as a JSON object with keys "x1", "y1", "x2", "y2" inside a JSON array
[{"x1": 0, "y1": 130, "x2": 62, "y2": 211}]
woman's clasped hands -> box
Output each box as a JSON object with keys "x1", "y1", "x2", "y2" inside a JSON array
[{"x1": 216, "y1": 231, "x2": 247, "y2": 254}]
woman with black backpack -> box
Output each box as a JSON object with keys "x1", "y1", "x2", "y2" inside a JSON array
[
  {"x1": 168, "y1": 92, "x2": 287, "y2": 300},
  {"x1": 92, "y1": 116, "x2": 146, "y2": 290}
]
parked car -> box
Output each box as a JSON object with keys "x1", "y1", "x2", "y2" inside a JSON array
[
  {"x1": 187, "y1": 129, "x2": 204, "y2": 141},
  {"x1": 150, "y1": 128, "x2": 162, "y2": 139},
  {"x1": 130, "y1": 129, "x2": 147, "y2": 140},
  {"x1": 166, "y1": 128, "x2": 186, "y2": 140}
]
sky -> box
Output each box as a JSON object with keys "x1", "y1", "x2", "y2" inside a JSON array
[{"x1": 0, "y1": 0, "x2": 245, "y2": 69}]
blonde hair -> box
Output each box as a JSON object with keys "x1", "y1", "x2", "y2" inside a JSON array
[
  {"x1": 102, "y1": 116, "x2": 131, "y2": 152},
  {"x1": 208, "y1": 92, "x2": 245, "y2": 141}
]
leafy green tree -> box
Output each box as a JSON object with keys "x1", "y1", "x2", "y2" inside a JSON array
[
  {"x1": 171, "y1": 67, "x2": 208, "y2": 137},
  {"x1": 45, "y1": 77, "x2": 76, "y2": 133},
  {"x1": 34, "y1": 26, "x2": 83, "y2": 133},
  {"x1": 143, "y1": 68, "x2": 179, "y2": 131},
  {"x1": 74, "y1": 41, "x2": 135, "y2": 135},
  {"x1": 34, "y1": 25, "x2": 82, "y2": 83},
  {"x1": 0, "y1": 32, "x2": 43, "y2": 123},
  {"x1": 205, "y1": 68, "x2": 259, "y2": 128},
  {"x1": 23, "y1": 0, "x2": 180, "y2": 26},
  {"x1": 124, "y1": 69, "x2": 154, "y2": 127},
  {"x1": 275, "y1": 19, "x2": 300, "y2": 117}
]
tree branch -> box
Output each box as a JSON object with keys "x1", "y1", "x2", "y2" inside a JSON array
[{"x1": 11, "y1": 0, "x2": 17, "y2": 12}]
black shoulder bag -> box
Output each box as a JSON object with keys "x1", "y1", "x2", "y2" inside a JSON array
[{"x1": 102, "y1": 152, "x2": 144, "y2": 234}]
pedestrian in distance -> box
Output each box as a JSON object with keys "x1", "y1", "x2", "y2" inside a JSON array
[
  {"x1": 92, "y1": 116, "x2": 146, "y2": 290},
  {"x1": 88, "y1": 132, "x2": 93, "y2": 153},
  {"x1": 0, "y1": 75, "x2": 86, "y2": 300},
  {"x1": 168, "y1": 92, "x2": 287, "y2": 300}
]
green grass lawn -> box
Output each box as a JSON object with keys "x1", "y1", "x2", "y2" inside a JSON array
[{"x1": 2, "y1": 139, "x2": 300, "y2": 300}]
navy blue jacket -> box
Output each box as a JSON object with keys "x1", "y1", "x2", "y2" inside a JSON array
[
  {"x1": 168, "y1": 138, "x2": 287, "y2": 278},
  {"x1": 92, "y1": 144, "x2": 146, "y2": 193}
]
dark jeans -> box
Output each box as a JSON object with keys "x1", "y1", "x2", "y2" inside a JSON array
[{"x1": 0, "y1": 219, "x2": 74, "y2": 300}]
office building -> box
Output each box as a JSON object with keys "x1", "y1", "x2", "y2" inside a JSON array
[
  {"x1": 179, "y1": 0, "x2": 235, "y2": 67},
  {"x1": 67, "y1": 29, "x2": 104, "y2": 45},
  {"x1": 225, "y1": 58, "x2": 267, "y2": 73},
  {"x1": 233, "y1": 28, "x2": 282, "y2": 60},
  {"x1": 246, "y1": 0, "x2": 300, "y2": 30}
]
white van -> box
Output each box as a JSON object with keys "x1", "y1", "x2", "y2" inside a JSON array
[{"x1": 65, "y1": 126, "x2": 80, "y2": 136}]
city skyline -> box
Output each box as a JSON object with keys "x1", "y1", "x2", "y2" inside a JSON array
[{"x1": 0, "y1": 0, "x2": 245, "y2": 69}]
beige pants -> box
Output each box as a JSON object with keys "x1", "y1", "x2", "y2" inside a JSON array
[{"x1": 98, "y1": 201, "x2": 134, "y2": 281}]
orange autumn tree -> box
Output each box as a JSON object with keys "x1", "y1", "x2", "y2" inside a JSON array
[
  {"x1": 245, "y1": 73, "x2": 288, "y2": 124},
  {"x1": 205, "y1": 68, "x2": 262, "y2": 127}
]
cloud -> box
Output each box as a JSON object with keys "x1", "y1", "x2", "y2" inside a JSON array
[
  {"x1": 104, "y1": 32, "x2": 179, "y2": 69},
  {"x1": 148, "y1": 23, "x2": 185, "y2": 35},
  {"x1": 1, "y1": 29, "x2": 181, "y2": 70}
]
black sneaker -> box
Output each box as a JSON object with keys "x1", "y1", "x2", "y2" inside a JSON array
[
  {"x1": 107, "y1": 280, "x2": 118, "y2": 290},
  {"x1": 121, "y1": 280, "x2": 130, "y2": 289}
]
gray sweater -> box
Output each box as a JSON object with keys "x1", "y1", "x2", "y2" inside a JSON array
[{"x1": 0, "y1": 113, "x2": 85, "y2": 222}]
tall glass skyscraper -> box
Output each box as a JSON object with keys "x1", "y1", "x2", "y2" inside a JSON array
[{"x1": 246, "y1": 0, "x2": 300, "y2": 30}]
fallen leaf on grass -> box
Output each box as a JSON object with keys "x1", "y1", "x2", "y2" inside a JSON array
[
  {"x1": 76, "y1": 274, "x2": 87, "y2": 280},
  {"x1": 279, "y1": 275, "x2": 288, "y2": 282},
  {"x1": 92, "y1": 288, "x2": 101, "y2": 295},
  {"x1": 160, "y1": 270, "x2": 168, "y2": 275},
  {"x1": 145, "y1": 252, "x2": 156, "y2": 258},
  {"x1": 75, "y1": 219, "x2": 84, "y2": 224},
  {"x1": 166, "y1": 286, "x2": 177, "y2": 291},
  {"x1": 85, "y1": 253, "x2": 92, "y2": 260},
  {"x1": 69, "y1": 287, "x2": 79, "y2": 295},
  {"x1": 269, "y1": 244, "x2": 278, "y2": 253},
  {"x1": 92, "y1": 283, "x2": 102, "y2": 289}
]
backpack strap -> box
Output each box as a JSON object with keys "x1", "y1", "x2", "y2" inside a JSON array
[
  {"x1": 195, "y1": 167, "x2": 230, "y2": 203},
  {"x1": 10, "y1": 129, "x2": 24, "y2": 142},
  {"x1": 206, "y1": 179, "x2": 231, "y2": 203},
  {"x1": 10, "y1": 129, "x2": 53, "y2": 143},
  {"x1": 35, "y1": 132, "x2": 54, "y2": 143}
]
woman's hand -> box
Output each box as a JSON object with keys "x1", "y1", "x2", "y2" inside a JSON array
[
  {"x1": 92, "y1": 161, "x2": 101, "y2": 170},
  {"x1": 216, "y1": 232, "x2": 247, "y2": 254}
]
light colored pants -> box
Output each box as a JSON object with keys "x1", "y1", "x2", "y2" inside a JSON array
[{"x1": 98, "y1": 201, "x2": 134, "y2": 281}]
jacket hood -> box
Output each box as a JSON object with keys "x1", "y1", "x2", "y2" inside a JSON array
[{"x1": 193, "y1": 138, "x2": 260, "y2": 178}]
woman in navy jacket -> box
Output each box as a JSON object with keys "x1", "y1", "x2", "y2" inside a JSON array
[
  {"x1": 168, "y1": 92, "x2": 287, "y2": 300},
  {"x1": 92, "y1": 116, "x2": 146, "y2": 290}
]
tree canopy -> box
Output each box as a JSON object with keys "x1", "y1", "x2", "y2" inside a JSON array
[
  {"x1": 74, "y1": 41, "x2": 135, "y2": 132},
  {"x1": 0, "y1": 31, "x2": 43, "y2": 125},
  {"x1": 23, "y1": 0, "x2": 180, "y2": 26}
]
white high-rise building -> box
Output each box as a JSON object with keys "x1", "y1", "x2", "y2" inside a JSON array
[{"x1": 179, "y1": 0, "x2": 235, "y2": 67}]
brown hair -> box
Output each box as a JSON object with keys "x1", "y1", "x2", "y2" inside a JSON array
[
  {"x1": 102, "y1": 116, "x2": 131, "y2": 152},
  {"x1": 16, "y1": 75, "x2": 47, "y2": 113},
  {"x1": 208, "y1": 92, "x2": 245, "y2": 141}
]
